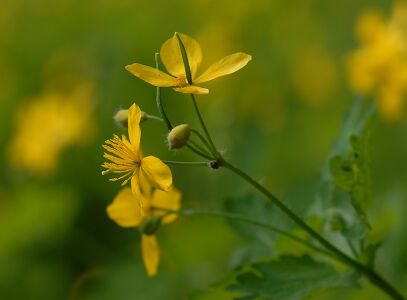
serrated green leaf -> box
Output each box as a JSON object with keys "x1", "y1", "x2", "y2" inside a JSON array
[
  {"x1": 228, "y1": 255, "x2": 359, "y2": 300},
  {"x1": 330, "y1": 155, "x2": 355, "y2": 191},
  {"x1": 329, "y1": 129, "x2": 372, "y2": 229},
  {"x1": 312, "y1": 99, "x2": 376, "y2": 242}
]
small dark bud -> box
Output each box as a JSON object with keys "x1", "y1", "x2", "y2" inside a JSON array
[{"x1": 209, "y1": 160, "x2": 219, "y2": 169}]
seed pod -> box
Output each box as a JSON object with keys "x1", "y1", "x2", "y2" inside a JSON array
[{"x1": 167, "y1": 124, "x2": 191, "y2": 150}]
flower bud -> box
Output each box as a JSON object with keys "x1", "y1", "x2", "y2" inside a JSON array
[
  {"x1": 114, "y1": 109, "x2": 148, "y2": 128},
  {"x1": 113, "y1": 109, "x2": 128, "y2": 128},
  {"x1": 139, "y1": 216, "x2": 163, "y2": 235},
  {"x1": 167, "y1": 124, "x2": 191, "y2": 150}
]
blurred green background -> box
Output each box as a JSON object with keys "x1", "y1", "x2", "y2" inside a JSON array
[{"x1": 1, "y1": 0, "x2": 406, "y2": 299}]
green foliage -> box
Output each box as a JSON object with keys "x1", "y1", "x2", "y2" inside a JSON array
[
  {"x1": 360, "y1": 242, "x2": 381, "y2": 268},
  {"x1": 228, "y1": 255, "x2": 359, "y2": 300},
  {"x1": 310, "y1": 99, "x2": 375, "y2": 249},
  {"x1": 224, "y1": 193, "x2": 274, "y2": 241},
  {"x1": 224, "y1": 193, "x2": 276, "y2": 267},
  {"x1": 330, "y1": 131, "x2": 371, "y2": 229}
]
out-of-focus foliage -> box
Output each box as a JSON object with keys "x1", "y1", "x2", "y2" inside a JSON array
[
  {"x1": 0, "y1": 0, "x2": 407, "y2": 299},
  {"x1": 228, "y1": 255, "x2": 358, "y2": 300}
]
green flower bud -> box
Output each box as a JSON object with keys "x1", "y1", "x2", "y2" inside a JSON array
[
  {"x1": 167, "y1": 124, "x2": 191, "y2": 150},
  {"x1": 114, "y1": 108, "x2": 148, "y2": 128},
  {"x1": 139, "y1": 216, "x2": 163, "y2": 235},
  {"x1": 113, "y1": 109, "x2": 129, "y2": 128}
]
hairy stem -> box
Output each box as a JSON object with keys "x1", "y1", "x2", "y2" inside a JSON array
[
  {"x1": 155, "y1": 53, "x2": 172, "y2": 130},
  {"x1": 155, "y1": 207, "x2": 336, "y2": 260},
  {"x1": 173, "y1": 30, "x2": 404, "y2": 300},
  {"x1": 220, "y1": 159, "x2": 404, "y2": 300},
  {"x1": 190, "y1": 94, "x2": 219, "y2": 157},
  {"x1": 174, "y1": 33, "x2": 219, "y2": 157},
  {"x1": 162, "y1": 160, "x2": 208, "y2": 167},
  {"x1": 186, "y1": 143, "x2": 214, "y2": 160}
]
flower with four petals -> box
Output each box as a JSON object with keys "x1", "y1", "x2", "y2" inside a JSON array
[{"x1": 125, "y1": 33, "x2": 252, "y2": 95}]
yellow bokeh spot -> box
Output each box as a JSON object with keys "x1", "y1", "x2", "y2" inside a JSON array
[
  {"x1": 7, "y1": 84, "x2": 95, "y2": 177},
  {"x1": 347, "y1": 3, "x2": 407, "y2": 122}
]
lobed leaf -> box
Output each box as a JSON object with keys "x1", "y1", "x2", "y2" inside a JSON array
[
  {"x1": 329, "y1": 131, "x2": 372, "y2": 229},
  {"x1": 228, "y1": 255, "x2": 359, "y2": 300}
]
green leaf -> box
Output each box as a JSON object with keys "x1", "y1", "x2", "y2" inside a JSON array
[
  {"x1": 360, "y1": 242, "x2": 381, "y2": 268},
  {"x1": 224, "y1": 193, "x2": 276, "y2": 267},
  {"x1": 228, "y1": 255, "x2": 359, "y2": 300},
  {"x1": 329, "y1": 155, "x2": 355, "y2": 191},
  {"x1": 224, "y1": 193, "x2": 275, "y2": 241},
  {"x1": 311, "y1": 98, "x2": 375, "y2": 244},
  {"x1": 329, "y1": 131, "x2": 372, "y2": 229}
]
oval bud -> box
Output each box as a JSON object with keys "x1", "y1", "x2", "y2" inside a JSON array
[
  {"x1": 139, "y1": 216, "x2": 162, "y2": 235},
  {"x1": 113, "y1": 109, "x2": 128, "y2": 128},
  {"x1": 114, "y1": 109, "x2": 148, "y2": 128},
  {"x1": 167, "y1": 124, "x2": 191, "y2": 150}
]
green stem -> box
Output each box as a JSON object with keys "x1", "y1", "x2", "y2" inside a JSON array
[
  {"x1": 220, "y1": 159, "x2": 404, "y2": 300},
  {"x1": 162, "y1": 160, "x2": 208, "y2": 167},
  {"x1": 174, "y1": 30, "x2": 403, "y2": 300},
  {"x1": 191, "y1": 128, "x2": 213, "y2": 154},
  {"x1": 155, "y1": 207, "x2": 336, "y2": 260},
  {"x1": 188, "y1": 139, "x2": 213, "y2": 158},
  {"x1": 186, "y1": 143, "x2": 214, "y2": 160},
  {"x1": 174, "y1": 33, "x2": 220, "y2": 157},
  {"x1": 145, "y1": 114, "x2": 163, "y2": 122},
  {"x1": 346, "y1": 238, "x2": 359, "y2": 258},
  {"x1": 181, "y1": 209, "x2": 337, "y2": 260},
  {"x1": 155, "y1": 53, "x2": 172, "y2": 130},
  {"x1": 175, "y1": 33, "x2": 193, "y2": 84},
  {"x1": 190, "y1": 94, "x2": 219, "y2": 157}
]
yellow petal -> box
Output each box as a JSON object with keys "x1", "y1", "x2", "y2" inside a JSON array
[
  {"x1": 125, "y1": 63, "x2": 178, "y2": 87},
  {"x1": 151, "y1": 187, "x2": 181, "y2": 224},
  {"x1": 141, "y1": 234, "x2": 160, "y2": 277},
  {"x1": 194, "y1": 53, "x2": 252, "y2": 83},
  {"x1": 173, "y1": 85, "x2": 209, "y2": 95},
  {"x1": 378, "y1": 88, "x2": 403, "y2": 122},
  {"x1": 106, "y1": 188, "x2": 145, "y2": 227},
  {"x1": 128, "y1": 103, "x2": 142, "y2": 152},
  {"x1": 131, "y1": 173, "x2": 147, "y2": 215},
  {"x1": 139, "y1": 167, "x2": 153, "y2": 198},
  {"x1": 141, "y1": 156, "x2": 172, "y2": 191},
  {"x1": 160, "y1": 33, "x2": 202, "y2": 78}
]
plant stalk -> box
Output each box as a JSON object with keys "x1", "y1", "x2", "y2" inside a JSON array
[
  {"x1": 220, "y1": 159, "x2": 405, "y2": 300},
  {"x1": 173, "y1": 30, "x2": 404, "y2": 300}
]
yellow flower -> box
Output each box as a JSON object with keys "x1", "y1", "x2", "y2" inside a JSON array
[
  {"x1": 102, "y1": 103, "x2": 172, "y2": 209},
  {"x1": 7, "y1": 85, "x2": 94, "y2": 177},
  {"x1": 107, "y1": 187, "x2": 181, "y2": 276},
  {"x1": 347, "y1": 5, "x2": 407, "y2": 121},
  {"x1": 125, "y1": 33, "x2": 252, "y2": 95}
]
